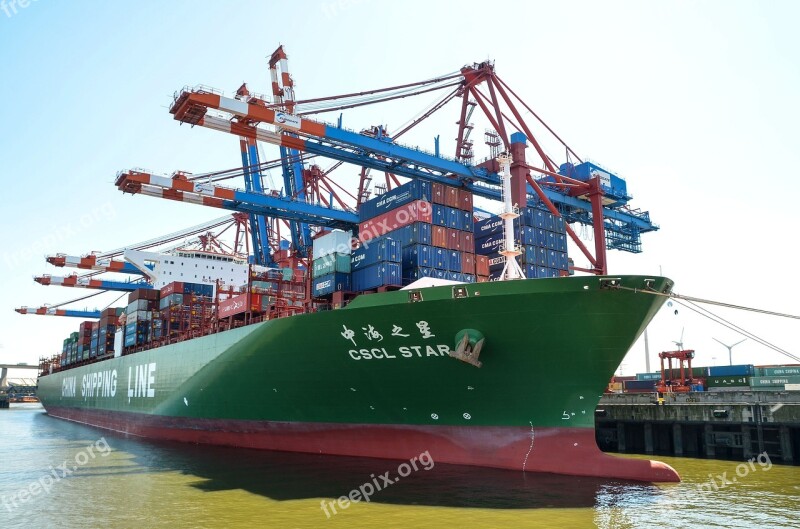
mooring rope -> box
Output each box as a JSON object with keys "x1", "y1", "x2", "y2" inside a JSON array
[{"x1": 617, "y1": 285, "x2": 800, "y2": 363}]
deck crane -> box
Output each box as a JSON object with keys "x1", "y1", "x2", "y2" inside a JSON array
[
  {"x1": 117, "y1": 47, "x2": 658, "y2": 275},
  {"x1": 15, "y1": 307, "x2": 102, "y2": 318},
  {"x1": 33, "y1": 273, "x2": 152, "y2": 292},
  {"x1": 17, "y1": 214, "x2": 255, "y2": 318},
  {"x1": 233, "y1": 84, "x2": 274, "y2": 266},
  {"x1": 45, "y1": 254, "x2": 147, "y2": 275},
  {"x1": 268, "y1": 46, "x2": 312, "y2": 254}
]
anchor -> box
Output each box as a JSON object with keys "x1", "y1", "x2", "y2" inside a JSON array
[{"x1": 450, "y1": 329, "x2": 485, "y2": 368}]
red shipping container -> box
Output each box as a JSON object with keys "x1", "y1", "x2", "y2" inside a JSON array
[
  {"x1": 432, "y1": 183, "x2": 445, "y2": 204},
  {"x1": 432, "y1": 226, "x2": 447, "y2": 248},
  {"x1": 461, "y1": 252, "x2": 475, "y2": 274},
  {"x1": 476, "y1": 255, "x2": 490, "y2": 276},
  {"x1": 457, "y1": 189, "x2": 473, "y2": 211},
  {"x1": 359, "y1": 200, "x2": 433, "y2": 242},
  {"x1": 445, "y1": 186, "x2": 459, "y2": 208},
  {"x1": 445, "y1": 228, "x2": 460, "y2": 250},
  {"x1": 477, "y1": 275, "x2": 490, "y2": 283},
  {"x1": 218, "y1": 295, "x2": 248, "y2": 318},
  {"x1": 161, "y1": 281, "x2": 184, "y2": 297},
  {"x1": 459, "y1": 231, "x2": 475, "y2": 253}
]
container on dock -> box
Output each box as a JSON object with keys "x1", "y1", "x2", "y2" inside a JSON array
[
  {"x1": 706, "y1": 375, "x2": 750, "y2": 388},
  {"x1": 707, "y1": 364, "x2": 754, "y2": 377},
  {"x1": 749, "y1": 376, "x2": 800, "y2": 388},
  {"x1": 755, "y1": 366, "x2": 800, "y2": 377},
  {"x1": 623, "y1": 379, "x2": 656, "y2": 392}
]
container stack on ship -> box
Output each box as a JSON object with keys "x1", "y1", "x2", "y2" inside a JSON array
[{"x1": 25, "y1": 46, "x2": 686, "y2": 482}]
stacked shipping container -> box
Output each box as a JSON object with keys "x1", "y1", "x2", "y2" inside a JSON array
[
  {"x1": 474, "y1": 206, "x2": 569, "y2": 280},
  {"x1": 312, "y1": 230, "x2": 353, "y2": 297},
  {"x1": 124, "y1": 288, "x2": 160, "y2": 347},
  {"x1": 152, "y1": 282, "x2": 213, "y2": 342},
  {"x1": 358, "y1": 180, "x2": 481, "y2": 285}
]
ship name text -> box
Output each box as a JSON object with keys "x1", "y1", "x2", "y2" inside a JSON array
[{"x1": 127, "y1": 362, "x2": 156, "y2": 403}]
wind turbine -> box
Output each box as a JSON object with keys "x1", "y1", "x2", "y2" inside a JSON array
[
  {"x1": 672, "y1": 327, "x2": 685, "y2": 350},
  {"x1": 713, "y1": 338, "x2": 746, "y2": 366}
]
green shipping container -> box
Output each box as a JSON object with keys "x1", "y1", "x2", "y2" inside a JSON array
[
  {"x1": 707, "y1": 375, "x2": 750, "y2": 387},
  {"x1": 312, "y1": 253, "x2": 351, "y2": 278},
  {"x1": 750, "y1": 375, "x2": 800, "y2": 387},
  {"x1": 755, "y1": 367, "x2": 800, "y2": 377}
]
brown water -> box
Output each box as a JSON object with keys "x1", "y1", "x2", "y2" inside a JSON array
[{"x1": 1, "y1": 404, "x2": 798, "y2": 528}]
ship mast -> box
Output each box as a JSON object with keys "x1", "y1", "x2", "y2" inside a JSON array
[{"x1": 497, "y1": 153, "x2": 525, "y2": 280}]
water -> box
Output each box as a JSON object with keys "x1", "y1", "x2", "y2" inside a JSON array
[{"x1": 1, "y1": 404, "x2": 798, "y2": 528}]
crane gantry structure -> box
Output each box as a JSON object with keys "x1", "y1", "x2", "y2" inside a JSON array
[
  {"x1": 117, "y1": 46, "x2": 657, "y2": 276},
  {"x1": 18, "y1": 45, "x2": 659, "y2": 320}
]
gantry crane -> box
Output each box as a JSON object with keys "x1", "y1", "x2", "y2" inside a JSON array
[{"x1": 116, "y1": 46, "x2": 656, "y2": 275}]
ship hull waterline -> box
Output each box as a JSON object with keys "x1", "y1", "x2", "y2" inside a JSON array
[{"x1": 38, "y1": 276, "x2": 680, "y2": 483}]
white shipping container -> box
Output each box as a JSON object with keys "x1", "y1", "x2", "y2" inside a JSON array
[
  {"x1": 114, "y1": 330, "x2": 123, "y2": 358},
  {"x1": 312, "y1": 230, "x2": 353, "y2": 260}
]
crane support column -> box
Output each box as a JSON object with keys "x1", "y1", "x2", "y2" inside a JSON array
[
  {"x1": 509, "y1": 132, "x2": 528, "y2": 209},
  {"x1": 588, "y1": 178, "x2": 608, "y2": 275}
]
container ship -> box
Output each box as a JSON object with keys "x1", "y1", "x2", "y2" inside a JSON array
[{"x1": 26, "y1": 48, "x2": 680, "y2": 482}]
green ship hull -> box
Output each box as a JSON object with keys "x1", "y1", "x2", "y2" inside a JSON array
[{"x1": 38, "y1": 276, "x2": 680, "y2": 482}]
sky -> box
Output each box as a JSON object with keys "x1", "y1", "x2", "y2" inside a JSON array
[{"x1": 0, "y1": 0, "x2": 798, "y2": 377}]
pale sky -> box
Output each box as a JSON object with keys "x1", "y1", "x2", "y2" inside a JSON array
[{"x1": 1, "y1": 0, "x2": 798, "y2": 376}]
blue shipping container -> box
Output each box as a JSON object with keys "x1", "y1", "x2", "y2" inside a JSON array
[
  {"x1": 446, "y1": 207, "x2": 459, "y2": 229},
  {"x1": 708, "y1": 364, "x2": 755, "y2": 377},
  {"x1": 473, "y1": 216, "x2": 504, "y2": 239},
  {"x1": 312, "y1": 272, "x2": 351, "y2": 296},
  {"x1": 404, "y1": 222, "x2": 432, "y2": 247},
  {"x1": 475, "y1": 232, "x2": 505, "y2": 255},
  {"x1": 447, "y1": 250, "x2": 462, "y2": 272},
  {"x1": 402, "y1": 244, "x2": 433, "y2": 269},
  {"x1": 432, "y1": 205, "x2": 448, "y2": 227},
  {"x1": 431, "y1": 248, "x2": 448, "y2": 269},
  {"x1": 351, "y1": 237, "x2": 400, "y2": 270},
  {"x1": 555, "y1": 233, "x2": 568, "y2": 252},
  {"x1": 460, "y1": 210, "x2": 473, "y2": 232},
  {"x1": 352, "y1": 262, "x2": 402, "y2": 291},
  {"x1": 405, "y1": 266, "x2": 434, "y2": 281}
]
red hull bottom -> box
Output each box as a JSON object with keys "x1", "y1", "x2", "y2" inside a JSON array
[{"x1": 46, "y1": 406, "x2": 680, "y2": 482}]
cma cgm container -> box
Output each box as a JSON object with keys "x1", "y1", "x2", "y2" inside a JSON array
[
  {"x1": 359, "y1": 200, "x2": 432, "y2": 242},
  {"x1": 350, "y1": 238, "x2": 400, "y2": 271},
  {"x1": 358, "y1": 180, "x2": 431, "y2": 221}
]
